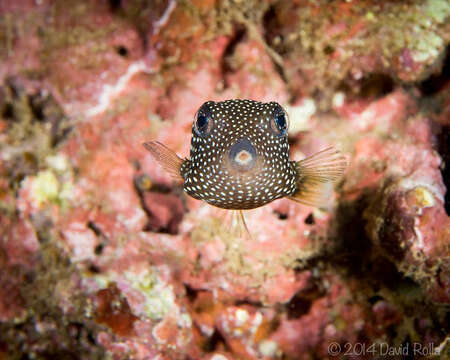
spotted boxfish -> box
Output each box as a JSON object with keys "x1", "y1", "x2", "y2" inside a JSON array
[{"x1": 144, "y1": 99, "x2": 347, "y2": 223}]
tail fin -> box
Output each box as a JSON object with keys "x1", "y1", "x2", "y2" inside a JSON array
[{"x1": 288, "y1": 147, "x2": 348, "y2": 207}]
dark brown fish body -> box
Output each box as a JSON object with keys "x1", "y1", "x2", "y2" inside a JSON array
[
  {"x1": 181, "y1": 100, "x2": 297, "y2": 209},
  {"x1": 144, "y1": 99, "x2": 347, "y2": 211}
]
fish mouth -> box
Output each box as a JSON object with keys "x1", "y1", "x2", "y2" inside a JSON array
[{"x1": 227, "y1": 138, "x2": 257, "y2": 173}]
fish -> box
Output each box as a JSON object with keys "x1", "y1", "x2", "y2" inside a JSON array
[{"x1": 143, "y1": 99, "x2": 348, "y2": 228}]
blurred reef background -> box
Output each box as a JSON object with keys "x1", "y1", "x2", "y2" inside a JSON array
[{"x1": 0, "y1": 0, "x2": 449, "y2": 359}]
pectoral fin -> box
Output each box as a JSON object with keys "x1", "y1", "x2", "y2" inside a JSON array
[
  {"x1": 288, "y1": 147, "x2": 348, "y2": 207},
  {"x1": 143, "y1": 141, "x2": 185, "y2": 184}
]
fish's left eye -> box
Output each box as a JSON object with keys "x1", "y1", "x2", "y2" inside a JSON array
[
  {"x1": 276, "y1": 114, "x2": 287, "y2": 131},
  {"x1": 270, "y1": 110, "x2": 289, "y2": 136}
]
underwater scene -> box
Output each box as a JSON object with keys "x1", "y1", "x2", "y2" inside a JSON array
[{"x1": 0, "y1": 1, "x2": 449, "y2": 359}]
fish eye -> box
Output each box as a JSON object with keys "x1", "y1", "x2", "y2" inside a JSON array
[
  {"x1": 270, "y1": 108, "x2": 289, "y2": 136},
  {"x1": 194, "y1": 104, "x2": 214, "y2": 136},
  {"x1": 197, "y1": 114, "x2": 208, "y2": 132},
  {"x1": 276, "y1": 114, "x2": 287, "y2": 130}
]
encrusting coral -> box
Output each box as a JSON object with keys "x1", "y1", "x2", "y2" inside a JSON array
[{"x1": 0, "y1": 1, "x2": 448, "y2": 359}]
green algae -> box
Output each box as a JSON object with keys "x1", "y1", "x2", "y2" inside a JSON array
[
  {"x1": 125, "y1": 269, "x2": 178, "y2": 320},
  {"x1": 38, "y1": 1, "x2": 118, "y2": 53},
  {"x1": 216, "y1": 0, "x2": 270, "y2": 35},
  {"x1": 425, "y1": 0, "x2": 450, "y2": 23},
  {"x1": 263, "y1": 0, "x2": 449, "y2": 107},
  {"x1": 28, "y1": 167, "x2": 73, "y2": 210},
  {"x1": 0, "y1": 81, "x2": 73, "y2": 204},
  {"x1": 30, "y1": 170, "x2": 60, "y2": 205},
  {"x1": 376, "y1": 0, "x2": 448, "y2": 68},
  {"x1": 0, "y1": 13, "x2": 15, "y2": 59},
  {"x1": 0, "y1": 241, "x2": 107, "y2": 359}
]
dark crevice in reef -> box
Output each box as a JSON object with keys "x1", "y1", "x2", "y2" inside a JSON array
[
  {"x1": 184, "y1": 283, "x2": 199, "y2": 302},
  {"x1": 30, "y1": 93, "x2": 72, "y2": 147},
  {"x1": 304, "y1": 212, "x2": 314, "y2": 225},
  {"x1": 87, "y1": 220, "x2": 105, "y2": 238},
  {"x1": 31, "y1": 212, "x2": 54, "y2": 244},
  {"x1": 108, "y1": 0, "x2": 122, "y2": 12},
  {"x1": 87, "y1": 221, "x2": 108, "y2": 256},
  {"x1": 134, "y1": 173, "x2": 172, "y2": 194},
  {"x1": 417, "y1": 45, "x2": 450, "y2": 214},
  {"x1": 419, "y1": 45, "x2": 449, "y2": 96},
  {"x1": 220, "y1": 26, "x2": 247, "y2": 89},
  {"x1": 261, "y1": 4, "x2": 289, "y2": 91},
  {"x1": 1, "y1": 101, "x2": 14, "y2": 119},
  {"x1": 330, "y1": 195, "x2": 373, "y2": 275},
  {"x1": 367, "y1": 257, "x2": 410, "y2": 292},
  {"x1": 88, "y1": 264, "x2": 102, "y2": 274},
  {"x1": 330, "y1": 192, "x2": 414, "y2": 290},
  {"x1": 325, "y1": 192, "x2": 449, "y2": 349},
  {"x1": 444, "y1": 312, "x2": 450, "y2": 335},
  {"x1": 273, "y1": 209, "x2": 288, "y2": 220},
  {"x1": 338, "y1": 72, "x2": 396, "y2": 101},
  {"x1": 141, "y1": 211, "x2": 181, "y2": 234},
  {"x1": 133, "y1": 173, "x2": 184, "y2": 235},
  {"x1": 401, "y1": 336, "x2": 415, "y2": 360},
  {"x1": 368, "y1": 294, "x2": 384, "y2": 305},
  {"x1": 116, "y1": 45, "x2": 129, "y2": 57},
  {"x1": 93, "y1": 243, "x2": 104, "y2": 257},
  {"x1": 359, "y1": 73, "x2": 395, "y2": 98},
  {"x1": 203, "y1": 329, "x2": 228, "y2": 353},
  {"x1": 285, "y1": 281, "x2": 324, "y2": 319},
  {"x1": 262, "y1": 3, "x2": 287, "y2": 57},
  {"x1": 437, "y1": 125, "x2": 450, "y2": 215},
  {"x1": 234, "y1": 299, "x2": 263, "y2": 308},
  {"x1": 0, "y1": 318, "x2": 103, "y2": 359}
]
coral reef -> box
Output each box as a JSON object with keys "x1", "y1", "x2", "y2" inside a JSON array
[{"x1": 0, "y1": 0, "x2": 449, "y2": 359}]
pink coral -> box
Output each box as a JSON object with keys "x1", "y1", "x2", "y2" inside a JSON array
[{"x1": 0, "y1": 0, "x2": 448, "y2": 359}]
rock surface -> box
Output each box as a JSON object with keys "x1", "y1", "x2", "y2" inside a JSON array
[{"x1": 0, "y1": 1, "x2": 449, "y2": 359}]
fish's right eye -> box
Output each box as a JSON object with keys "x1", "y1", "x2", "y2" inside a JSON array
[{"x1": 194, "y1": 105, "x2": 214, "y2": 136}]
